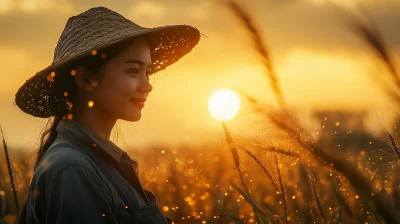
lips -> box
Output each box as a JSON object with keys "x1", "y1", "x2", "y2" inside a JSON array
[
  {"x1": 130, "y1": 98, "x2": 146, "y2": 107},
  {"x1": 131, "y1": 98, "x2": 146, "y2": 103}
]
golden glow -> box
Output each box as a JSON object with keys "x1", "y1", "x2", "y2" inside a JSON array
[
  {"x1": 46, "y1": 74, "x2": 53, "y2": 82},
  {"x1": 91, "y1": 50, "x2": 97, "y2": 55},
  {"x1": 50, "y1": 71, "x2": 55, "y2": 77},
  {"x1": 67, "y1": 113, "x2": 73, "y2": 120},
  {"x1": 91, "y1": 81, "x2": 99, "y2": 88},
  {"x1": 63, "y1": 92, "x2": 68, "y2": 97},
  {"x1": 208, "y1": 89, "x2": 240, "y2": 121},
  {"x1": 70, "y1": 70, "x2": 76, "y2": 76},
  {"x1": 88, "y1": 100, "x2": 94, "y2": 107}
]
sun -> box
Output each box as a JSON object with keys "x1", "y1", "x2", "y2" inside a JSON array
[{"x1": 208, "y1": 89, "x2": 241, "y2": 121}]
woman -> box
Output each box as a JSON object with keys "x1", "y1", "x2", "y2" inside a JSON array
[{"x1": 14, "y1": 6, "x2": 202, "y2": 224}]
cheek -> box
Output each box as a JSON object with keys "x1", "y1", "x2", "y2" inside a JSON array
[{"x1": 93, "y1": 74, "x2": 137, "y2": 111}]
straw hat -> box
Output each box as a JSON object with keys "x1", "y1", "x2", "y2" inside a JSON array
[{"x1": 14, "y1": 6, "x2": 202, "y2": 118}]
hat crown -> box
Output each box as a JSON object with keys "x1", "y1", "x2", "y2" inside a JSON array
[
  {"x1": 53, "y1": 7, "x2": 144, "y2": 64},
  {"x1": 15, "y1": 6, "x2": 201, "y2": 118}
]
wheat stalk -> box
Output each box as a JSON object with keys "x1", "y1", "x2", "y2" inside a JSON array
[
  {"x1": 262, "y1": 146, "x2": 300, "y2": 159},
  {"x1": 348, "y1": 13, "x2": 399, "y2": 88},
  {"x1": 236, "y1": 144, "x2": 280, "y2": 192},
  {"x1": 265, "y1": 111, "x2": 400, "y2": 223},
  {"x1": 222, "y1": 211, "x2": 245, "y2": 224},
  {"x1": 0, "y1": 124, "x2": 19, "y2": 210},
  {"x1": 274, "y1": 154, "x2": 289, "y2": 223},
  {"x1": 221, "y1": 121, "x2": 266, "y2": 224},
  {"x1": 301, "y1": 164, "x2": 324, "y2": 220},
  {"x1": 224, "y1": 0, "x2": 287, "y2": 109},
  {"x1": 348, "y1": 11, "x2": 400, "y2": 110},
  {"x1": 228, "y1": 179, "x2": 283, "y2": 224},
  {"x1": 388, "y1": 133, "x2": 400, "y2": 159}
]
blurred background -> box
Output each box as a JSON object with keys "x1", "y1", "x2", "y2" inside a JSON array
[
  {"x1": 0, "y1": 0, "x2": 398, "y2": 149},
  {"x1": 1, "y1": 0, "x2": 400, "y2": 223}
]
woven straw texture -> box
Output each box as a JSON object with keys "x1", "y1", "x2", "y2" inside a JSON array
[{"x1": 14, "y1": 6, "x2": 201, "y2": 118}]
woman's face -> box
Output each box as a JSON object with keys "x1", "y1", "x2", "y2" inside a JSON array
[{"x1": 90, "y1": 37, "x2": 153, "y2": 122}]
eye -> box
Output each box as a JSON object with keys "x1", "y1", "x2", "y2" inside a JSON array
[{"x1": 127, "y1": 68, "x2": 139, "y2": 76}]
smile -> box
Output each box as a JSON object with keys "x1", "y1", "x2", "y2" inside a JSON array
[{"x1": 130, "y1": 98, "x2": 145, "y2": 107}]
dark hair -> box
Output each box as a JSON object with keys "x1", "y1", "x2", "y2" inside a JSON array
[
  {"x1": 19, "y1": 36, "x2": 149, "y2": 223},
  {"x1": 33, "y1": 38, "x2": 135, "y2": 170}
]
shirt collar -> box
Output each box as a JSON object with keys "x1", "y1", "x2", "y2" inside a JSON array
[{"x1": 56, "y1": 119, "x2": 128, "y2": 163}]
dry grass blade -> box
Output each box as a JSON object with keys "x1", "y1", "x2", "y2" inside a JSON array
[
  {"x1": 371, "y1": 107, "x2": 400, "y2": 160},
  {"x1": 274, "y1": 154, "x2": 288, "y2": 224},
  {"x1": 221, "y1": 121, "x2": 265, "y2": 224},
  {"x1": 0, "y1": 124, "x2": 19, "y2": 210},
  {"x1": 236, "y1": 144, "x2": 280, "y2": 192},
  {"x1": 348, "y1": 15, "x2": 399, "y2": 88},
  {"x1": 301, "y1": 165, "x2": 324, "y2": 220},
  {"x1": 262, "y1": 146, "x2": 299, "y2": 159},
  {"x1": 347, "y1": 12, "x2": 400, "y2": 111},
  {"x1": 222, "y1": 211, "x2": 245, "y2": 224},
  {"x1": 225, "y1": 0, "x2": 287, "y2": 109},
  {"x1": 266, "y1": 112, "x2": 400, "y2": 223},
  {"x1": 222, "y1": 121, "x2": 240, "y2": 168},
  {"x1": 228, "y1": 179, "x2": 283, "y2": 224},
  {"x1": 388, "y1": 134, "x2": 400, "y2": 159}
]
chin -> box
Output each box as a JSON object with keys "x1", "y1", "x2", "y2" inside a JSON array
[{"x1": 121, "y1": 112, "x2": 142, "y2": 122}]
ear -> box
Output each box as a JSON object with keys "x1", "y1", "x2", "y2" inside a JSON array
[{"x1": 74, "y1": 65, "x2": 97, "y2": 92}]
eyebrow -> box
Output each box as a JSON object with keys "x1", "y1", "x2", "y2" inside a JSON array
[{"x1": 125, "y1": 59, "x2": 153, "y2": 68}]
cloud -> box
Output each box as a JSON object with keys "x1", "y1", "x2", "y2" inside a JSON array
[
  {"x1": 21, "y1": 0, "x2": 73, "y2": 13},
  {"x1": 183, "y1": 1, "x2": 211, "y2": 22},
  {"x1": 0, "y1": 0, "x2": 73, "y2": 14},
  {"x1": 239, "y1": 0, "x2": 400, "y2": 55},
  {"x1": 305, "y1": 0, "x2": 397, "y2": 11},
  {"x1": 0, "y1": 0, "x2": 12, "y2": 14},
  {"x1": 0, "y1": 46, "x2": 47, "y2": 94},
  {"x1": 129, "y1": 1, "x2": 167, "y2": 21},
  {"x1": 127, "y1": 0, "x2": 212, "y2": 26}
]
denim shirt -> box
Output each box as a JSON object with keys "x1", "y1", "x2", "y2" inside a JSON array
[{"x1": 23, "y1": 119, "x2": 172, "y2": 224}]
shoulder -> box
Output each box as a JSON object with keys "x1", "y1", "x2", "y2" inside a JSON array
[
  {"x1": 31, "y1": 138, "x2": 98, "y2": 187},
  {"x1": 41, "y1": 139, "x2": 94, "y2": 171}
]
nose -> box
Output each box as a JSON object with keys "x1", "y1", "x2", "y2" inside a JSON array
[{"x1": 138, "y1": 75, "x2": 153, "y2": 93}]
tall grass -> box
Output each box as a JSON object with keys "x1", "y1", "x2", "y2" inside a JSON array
[
  {"x1": 223, "y1": 0, "x2": 400, "y2": 223},
  {"x1": 0, "y1": 124, "x2": 19, "y2": 212},
  {"x1": 348, "y1": 10, "x2": 400, "y2": 110}
]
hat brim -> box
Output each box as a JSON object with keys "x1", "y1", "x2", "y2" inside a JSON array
[{"x1": 14, "y1": 24, "x2": 201, "y2": 118}]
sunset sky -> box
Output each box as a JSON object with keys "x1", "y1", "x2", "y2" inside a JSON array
[{"x1": 0, "y1": 0, "x2": 399, "y2": 152}]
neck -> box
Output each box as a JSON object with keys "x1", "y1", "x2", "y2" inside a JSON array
[{"x1": 71, "y1": 106, "x2": 116, "y2": 141}]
